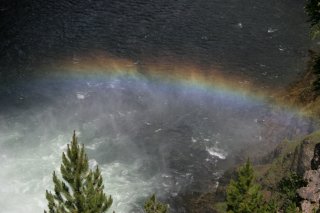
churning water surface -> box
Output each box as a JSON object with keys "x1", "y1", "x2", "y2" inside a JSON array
[{"x1": 0, "y1": 0, "x2": 314, "y2": 212}]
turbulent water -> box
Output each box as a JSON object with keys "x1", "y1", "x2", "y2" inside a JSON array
[
  {"x1": 0, "y1": 75, "x2": 313, "y2": 212},
  {"x1": 0, "y1": 0, "x2": 314, "y2": 212}
]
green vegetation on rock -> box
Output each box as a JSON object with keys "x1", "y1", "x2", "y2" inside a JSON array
[
  {"x1": 224, "y1": 156, "x2": 308, "y2": 212},
  {"x1": 306, "y1": 0, "x2": 320, "y2": 39},
  {"x1": 255, "y1": 131, "x2": 320, "y2": 188},
  {"x1": 278, "y1": 173, "x2": 306, "y2": 212},
  {"x1": 248, "y1": 131, "x2": 320, "y2": 212},
  {"x1": 306, "y1": 0, "x2": 320, "y2": 96}
]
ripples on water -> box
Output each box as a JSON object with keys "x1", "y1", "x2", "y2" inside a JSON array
[{"x1": 1, "y1": 0, "x2": 310, "y2": 87}]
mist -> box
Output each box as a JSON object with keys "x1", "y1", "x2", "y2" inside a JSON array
[{"x1": 0, "y1": 72, "x2": 312, "y2": 212}]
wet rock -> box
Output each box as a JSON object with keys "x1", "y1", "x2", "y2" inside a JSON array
[
  {"x1": 298, "y1": 169, "x2": 320, "y2": 203},
  {"x1": 294, "y1": 139, "x2": 317, "y2": 176},
  {"x1": 311, "y1": 143, "x2": 320, "y2": 170}
]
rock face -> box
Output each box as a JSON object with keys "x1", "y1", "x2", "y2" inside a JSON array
[
  {"x1": 295, "y1": 139, "x2": 316, "y2": 176},
  {"x1": 300, "y1": 200, "x2": 319, "y2": 213},
  {"x1": 311, "y1": 143, "x2": 320, "y2": 170},
  {"x1": 298, "y1": 170, "x2": 320, "y2": 202},
  {"x1": 298, "y1": 143, "x2": 320, "y2": 212}
]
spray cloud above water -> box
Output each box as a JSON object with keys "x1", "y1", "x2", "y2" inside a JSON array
[{"x1": 0, "y1": 57, "x2": 313, "y2": 212}]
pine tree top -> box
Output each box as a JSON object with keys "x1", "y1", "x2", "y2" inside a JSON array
[
  {"x1": 226, "y1": 159, "x2": 265, "y2": 213},
  {"x1": 144, "y1": 194, "x2": 168, "y2": 213},
  {"x1": 45, "y1": 131, "x2": 113, "y2": 213}
]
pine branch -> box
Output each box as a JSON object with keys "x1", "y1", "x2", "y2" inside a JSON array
[{"x1": 45, "y1": 132, "x2": 113, "y2": 213}]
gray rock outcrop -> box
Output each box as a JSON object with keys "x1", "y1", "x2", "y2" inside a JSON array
[
  {"x1": 295, "y1": 139, "x2": 316, "y2": 176},
  {"x1": 311, "y1": 143, "x2": 320, "y2": 170},
  {"x1": 298, "y1": 143, "x2": 320, "y2": 212}
]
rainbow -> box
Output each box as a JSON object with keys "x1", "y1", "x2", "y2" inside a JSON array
[{"x1": 35, "y1": 53, "x2": 308, "y2": 117}]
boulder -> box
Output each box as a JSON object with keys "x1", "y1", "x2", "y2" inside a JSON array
[{"x1": 298, "y1": 169, "x2": 320, "y2": 202}]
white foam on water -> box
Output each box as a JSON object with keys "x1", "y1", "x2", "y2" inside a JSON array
[
  {"x1": 0, "y1": 130, "x2": 163, "y2": 213},
  {"x1": 206, "y1": 146, "x2": 228, "y2": 160}
]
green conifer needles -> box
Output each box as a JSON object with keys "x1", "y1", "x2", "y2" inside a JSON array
[
  {"x1": 226, "y1": 160, "x2": 266, "y2": 213},
  {"x1": 45, "y1": 131, "x2": 113, "y2": 213},
  {"x1": 144, "y1": 194, "x2": 168, "y2": 213}
]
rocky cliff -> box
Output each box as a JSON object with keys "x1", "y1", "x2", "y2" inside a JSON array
[{"x1": 297, "y1": 142, "x2": 320, "y2": 212}]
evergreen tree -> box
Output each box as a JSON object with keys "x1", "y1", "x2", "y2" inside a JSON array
[
  {"x1": 45, "y1": 131, "x2": 113, "y2": 213},
  {"x1": 144, "y1": 194, "x2": 168, "y2": 213},
  {"x1": 278, "y1": 172, "x2": 305, "y2": 212},
  {"x1": 226, "y1": 159, "x2": 266, "y2": 213}
]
